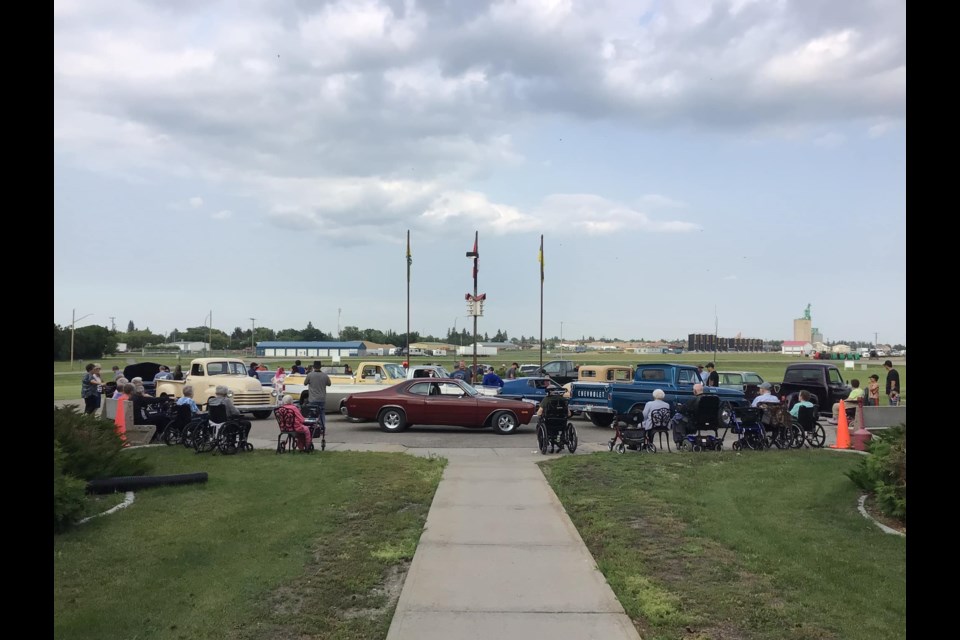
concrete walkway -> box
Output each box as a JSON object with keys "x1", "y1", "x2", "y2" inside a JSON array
[{"x1": 385, "y1": 448, "x2": 641, "y2": 640}]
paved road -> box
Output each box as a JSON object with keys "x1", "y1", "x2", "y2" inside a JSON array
[{"x1": 249, "y1": 413, "x2": 616, "y2": 450}]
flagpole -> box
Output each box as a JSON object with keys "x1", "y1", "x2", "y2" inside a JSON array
[
  {"x1": 406, "y1": 230, "x2": 411, "y2": 364},
  {"x1": 472, "y1": 230, "x2": 478, "y2": 382},
  {"x1": 539, "y1": 234, "x2": 544, "y2": 371}
]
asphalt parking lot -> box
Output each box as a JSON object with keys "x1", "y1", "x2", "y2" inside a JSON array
[{"x1": 247, "y1": 412, "x2": 615, "y2": 449}]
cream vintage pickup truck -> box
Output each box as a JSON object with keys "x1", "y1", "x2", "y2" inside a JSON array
[
  {"x1": 155, "y1": 357, "x2": 276, "y2": 419},
  {"x1": 282, "y1": 362, "x2": 409, "y2": 415}
]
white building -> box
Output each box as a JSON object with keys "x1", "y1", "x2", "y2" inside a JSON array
[
  {"x1": 170, "y1": 341, "x2": 211, "y2": 352},
  {"x1": 781, "y1": 341, "x2": 813, "y2": 356}
]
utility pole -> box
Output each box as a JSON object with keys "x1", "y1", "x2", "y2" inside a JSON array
[
  {"x1": 109, "y1": 316, "x2": 116, "y2": 332},
  {"x1": 338, "y1": 308, "x2": 342, "y2": 340},
  {"x1": 209, "y1": 310, "x2": 212, "y2": 352},
  {"x1": 250, "y1": 317, "x2": 256, "y2": 354},
  {"x1": 560, "y1": 321, "x2": 564, "y2": 359},
  {"x1": 69, "y1": 308, "x2": 93, "y2": 370}
]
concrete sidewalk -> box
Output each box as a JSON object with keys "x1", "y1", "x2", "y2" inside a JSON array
[{"x1": 385, "y1": 450, "x2": 641, "y2": 640}]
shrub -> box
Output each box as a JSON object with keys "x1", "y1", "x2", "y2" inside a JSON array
[
  {"x1": 846, "y1": 425, "x2": 906, "y2": 522},
  {"x1": 53, "y1": 406, "x2": 152, "y2": 480},
  {"x1": 54, "y1": 441, "x2": 87, "y2": 533}
]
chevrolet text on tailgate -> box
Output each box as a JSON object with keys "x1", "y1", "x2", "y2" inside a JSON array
[{"x1": 568, "y1": 363, "x2": 747, "y2": 427}]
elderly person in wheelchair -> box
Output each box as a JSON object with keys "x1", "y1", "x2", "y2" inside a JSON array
[
  {"x1": 274, "y1": 395, "x2": 313, "y2": 451},
  {"x1": 535, "y1": 388, "x2": 578, "y2": 454},
  {"x1": 206, "y1": 385, "x2": 252, "y2": 442}
]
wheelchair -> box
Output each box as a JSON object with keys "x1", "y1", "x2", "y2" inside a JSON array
[
  {"x1": 677, "y1": 395, "x2": 731, "y2": 452},
  {"x1": 193, "y1": 403, "x2": 253, "y2": 455},
  {"x1": 729, "y1": 406, "x2": 768, "y2": 451},
  {"x1": 536, "y1": 393, "x2": 578, "y2": 455},
  {"x1": 793, "y1": 404, "x2": 826, "y2": 448},
  {"x1": 161, "y1": 403, "x2": 194, "y2": 446},
  {"x1": 274, "y1": 405, "x2": 315, "y2": 453},
  {"x1": 756, "y1": 401, "x2": 803, "y2": 449}
]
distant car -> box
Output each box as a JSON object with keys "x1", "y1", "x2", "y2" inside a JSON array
[
  {"x1": 255, "y1": 370, "x2": 279, "y2": 397},
  {"x1": 344, "y1": 378, "x2": 537, "y2": 434},
  {"x1": 495, "y1": 376, "x2": 563, "y2": 406},
  {"x1": 717, "y1": 371, "x2": 767, "y2": 403},
  {"x1": 519, "y1": 364, "x2": 543, "y2": 376}
]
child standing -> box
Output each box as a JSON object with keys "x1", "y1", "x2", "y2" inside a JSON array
[{"x1": 867, "y1": 374, "x2": 881, "y2": 406}]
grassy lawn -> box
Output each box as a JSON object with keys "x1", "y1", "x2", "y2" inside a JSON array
[
  {"x1": 54, "y1": 448, "x2": 445, "y2": 640},
  {"x1": 540, "y1": 451, "x2": 905, "y2": 640},
  {"x1": 54, "y1": 353, "x2": 906, "y2": 402}
]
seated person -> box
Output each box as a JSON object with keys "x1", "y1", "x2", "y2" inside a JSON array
[
  {"x1": 751, "y1": 382, "x2": 779, "y2": 407},
  {"x1": 153, "y1": 366, "x2": 173, "y2": 381},
  {"x1": 641, "y1": 389, "x2": 671, "y2": 431},
  {"x1": 130, "y1": 387, "x2": 169, "y2": 441},
  {"x1": 482, "y1": 366, "x2": 504, "y2": 388},
  {"x1": 176, "y1": 385, "x2": 201, "y2": 415},
  {"x1": 829, "y1": 379, "x2": 864, "y2": 424},
  {"x1": 112, "y1": 377, "x2": 129, "y2": 399},
  {"x1": 130, "y1": 377, "x2": 150, "y2": 396},
  {"x1": 206, "y1": 385, "x2": 252, "y2": 441},
  {"x1": 670, "y1": 383, "x2": 704, "y2": 445},
  {"x1": 275, "y1": 395, "x2": 313, "y2": 450},
  {"x1": 537, "y1": 389, "x2": 569, "y2": 419},
  {"x1": 789, "y1": 389, "x2": 816, "y2": 419}
]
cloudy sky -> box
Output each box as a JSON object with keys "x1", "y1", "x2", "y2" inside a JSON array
[{"x1": 54, "y1": 0, "x2": 906, "y2": 345}]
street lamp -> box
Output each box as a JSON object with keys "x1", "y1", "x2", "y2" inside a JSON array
[
  {"x1": 250, "y1": 317, "x2": 256, "y2": 354},
  {"x1": 69, "y1": 309, "x2": 93, "y2": 370},
  {"x1": 560, "y1": 321, "x2": 564, "y2": 359}
]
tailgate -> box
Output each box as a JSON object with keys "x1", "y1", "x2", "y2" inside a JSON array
[{"x1": 568, "y1": 382, "x2": 613, "y2": 413}]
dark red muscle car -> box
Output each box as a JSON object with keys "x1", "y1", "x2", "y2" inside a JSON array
[{"x1": 344, "y1": 378, "x2": 537, "y2": 434}]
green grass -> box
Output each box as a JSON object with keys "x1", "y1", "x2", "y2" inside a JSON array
[
  {"x1": 53, "y1": 352, "x2": 906, "y2": 402},
  {"x1": 540, "y1": 451, "x2": 905, "y2": 640},
  {"x1": 54, "y1": 448, "x2": 446, "y2": 640}
]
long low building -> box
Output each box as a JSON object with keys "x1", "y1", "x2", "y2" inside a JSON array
[{"x1": 256, "y1": 341, "x2": 368, "y2": 358}]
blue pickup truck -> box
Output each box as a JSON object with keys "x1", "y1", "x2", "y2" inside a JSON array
[{"x1": 568, "y1": 363, "x2": 748, "y2": 427}]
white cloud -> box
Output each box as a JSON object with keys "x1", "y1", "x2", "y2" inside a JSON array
[
  {"x1": 212, "y1": 209, "x2": 232, "y2": 220},
  {"x1": 813, "y1": 132, "x2": 845, "y2": 148},
  {"x1": 189, "y1": 196, "x2": 203, "y2": 208}
]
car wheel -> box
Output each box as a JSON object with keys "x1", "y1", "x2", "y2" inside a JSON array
[
  {"x1": 378, "y1": 408, "x2": 408, "y2": 433},
  {"x1": 252, "y1": 410, "x2": 272, "y2": 420},
  {"x1": 492, "y1": 411, "x2": 519, "y2": 435}
]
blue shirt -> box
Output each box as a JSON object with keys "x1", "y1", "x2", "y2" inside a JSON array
[
  {"x1": 450, "y1": 369, "x2": 468, "y2": 381},
  {"x1": 482, "y1": 372, "x2": 504, "y2": 387},
  {"x1": 176, "y1": 396, "x2": 201, "y2": 414},
  {"x1": 752, "y1": 392, "x2": 780, "y2": 407}
]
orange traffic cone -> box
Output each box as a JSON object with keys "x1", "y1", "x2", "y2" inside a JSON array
[{"x1": 830, "y1": 399, "x2": 850, "y2": 449}]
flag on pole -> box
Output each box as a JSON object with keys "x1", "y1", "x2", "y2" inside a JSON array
[
  {"x1": 466, "y1": 232, "x2": 479, "y2": 280},
  {"x1": 538, "y1": 234, "x2": 544, "y2": 282},
  {"x1": 406, "y1": 230, "x2": 412, "y2": 279}
]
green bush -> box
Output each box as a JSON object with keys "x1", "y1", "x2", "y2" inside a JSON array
[
  {"x1": 53, "y1": 406, "x2": 152, "y2": 480},
  {"x1": 54, "y1": 441, "x2": 87, "y2": 533},
  {"x1": 846, "y1": 425, "x2": 906, "y2": 522}
]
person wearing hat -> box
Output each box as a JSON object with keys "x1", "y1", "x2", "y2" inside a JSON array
[
  {"x1": 704, "y1": 363, "x2": 719, "y2": 387},
  {"x1": 751, "y1": 382, "x2": 779, "y2": 407},
  {"x1": 481, "y1": 365, "x2": 504, "y2": 388},
  {"x1": 303, "y1": 360, "x2": 332, "y2": 430}
]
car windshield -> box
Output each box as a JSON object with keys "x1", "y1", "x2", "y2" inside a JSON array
[
  {"x1": 383, "y1": 363, "x2": 406, "y2": 379},
  {"x1": 457, "y1": 381, "x2": 480, "y2": 397}
]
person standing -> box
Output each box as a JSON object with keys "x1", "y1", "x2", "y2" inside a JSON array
[
  {"x1": 883, "y1": 360, "x2": 901, "y2": 405},
  {"x1": 248, "y1": 362, "x2": 258, "y2": 377},
  {"x1": 697, "y1": 365, "x2": 708, "y2": 384},
  {"x1": 704, "y1": 363, "x2": 719, "y2": 387},
  {"x1": 172, "y1": 365, "x2": 185, "y2": 381},
  {"x1": 482, "y1": 366, "x2": 504, "y2": 388},
  {"x1": 81, "y1": 363, "x2": 104, "y2": 414},
  {"x1": 506, "y1": 362, "x2": 519, "y2": 380},
  {"x1": 450, "y1": 362, "x2": 469, "y2": 381},
  {"x1": 303, "y1": 360, "x2": 332, "y2": 429},
  {"x1": 111, "y1": 365, "x2": 122, "y2": 381}
]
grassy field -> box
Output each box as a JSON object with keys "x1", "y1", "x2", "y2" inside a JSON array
[
  {"x1": 54, "y1": 448, "x2": 446, "y2": 640},
  {"x1": 54, "y1": 352, "x2": 906, "y2": 402},
  {"x1": 541, "y1": 451, "x2": 906, "y2": 640}
]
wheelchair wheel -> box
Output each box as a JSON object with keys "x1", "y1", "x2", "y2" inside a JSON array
[
  {"x1": 161, "y1": 423, "x2": 181, "y2": 446},
  {"x1": 806, "y1": 423, "x2": 826, "y2": 448},
  {"x1": 789, "y1": 424, "x2": 805, "y2": 449},
  {"x1": 566, "y1": 423, "x2": 578, "y2": 453},
  {"x1": 692, "y1": 443, "x2": 702, "y2": 452},
  {"x1": 608, "y1": 438, "x2": 616, "y2": 451},
  {"x1": 218, "y1": 424, "x2": 242, "y2": 455},
  {"x1": 732, "y1": 441, "x2": 742, "y2": 451},
  {"x1": 193, "y1": 424, "x2": 215, "y2": 453},
  {"x1": 643, "y1": 442, "x2": 657, "y2": 453},
  {"x1": 536, "y1": 424, "x2": 549, "y2": 455},
  {"x1": 615, "y1": 442, "x2": 626, "y2": 454}
]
